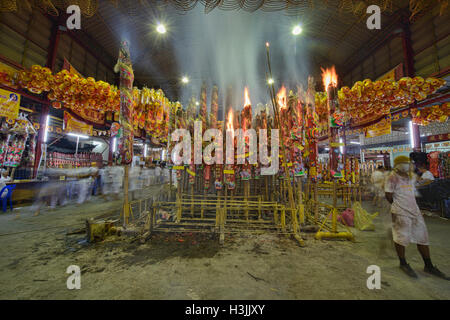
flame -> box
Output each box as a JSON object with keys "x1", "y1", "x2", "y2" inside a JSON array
[
  {"x1": 321, "y1": 66, "x2": 338, "y2": 90},
  {"x1": 226, "y1": 109, "x2": 234, "y2": 132},
  {"x1": 244, "y1": 87, "x2": 251, "y2": 107},
  {"x1": 277, "y1": 86, "x2": 287, "y2": 110}
]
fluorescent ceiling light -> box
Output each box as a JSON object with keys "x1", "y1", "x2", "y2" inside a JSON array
[
  {"x1": 409, "y1": 121, "x2": 415, "y2": 148},
  {"x1": 43, "y1": 115, "x2": 50, "y2": 143},
  {"x1": 112, "y1": 137, "x2": 117, "y2": 152},
  {"x1": 67, "y1": 133, "x2": 88, "y2": 139}
]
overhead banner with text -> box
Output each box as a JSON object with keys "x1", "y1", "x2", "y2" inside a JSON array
[
  {"x1": 0, "y1": 61, "x2": 19, "y2": 78},
  {"x1": 71, "y1": 108, "x2": 105, "y2": 125},
  {"x1": 64, "y1": 111, "x2": 93, "y2": 136},
  {"x1": 376, "y1": 64, "x2": 403, "y2": 82},
  {"x1": 365, "y1": 115, "x2": 392, "y2": 138},
  {"x1": 0, "y1": 88, "x2": 20, "y2": 120}
]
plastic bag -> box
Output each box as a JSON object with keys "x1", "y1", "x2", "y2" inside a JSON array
[
  {"x1": 352, "y1": 202, "x2": 379, "y2": 231},
  {"x1": 338, "y1": 208, "x2": 355, "y2": 227}
]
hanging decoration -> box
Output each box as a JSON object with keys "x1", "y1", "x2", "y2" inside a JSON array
[
  {"x1": 336, "y1": 76, "x2": 446, "y2": 125},
  {"x1": 114, "y1": 40, "x2": 134, "y2": 165},
  {"x1": 0, "y1": 64, "x2": 178, "y2": 142},
  {"x1": 412, "y1": 102, "x2": 450, "y2": 126}
]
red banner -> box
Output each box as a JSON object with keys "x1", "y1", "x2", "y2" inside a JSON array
[
  {"x1": 426, "y1": 133, "x2": 450, "y2": 143},
  {"x1": 71, "y1": 108, "x2": 105, "y2": 125},
  {"x1": 62, "y1": 58, "x2": 83, "y2": 78}
]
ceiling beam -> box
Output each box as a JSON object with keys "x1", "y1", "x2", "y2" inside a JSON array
[{"x1": 340, "y1": 8, "x2": 407, "y2": 79}]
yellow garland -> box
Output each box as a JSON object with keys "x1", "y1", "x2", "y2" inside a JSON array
[
  {"x1": 314, "y1": 76, "x2": 446, "y2": 126},
  {"x1": 412, "y1": 102, "x2": 450, "y2": 126},
  {"x1": 0, "y1": 64, "x2": 180, "y2": 139}
]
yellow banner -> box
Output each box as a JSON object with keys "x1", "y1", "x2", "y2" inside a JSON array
[
  {"x1": 186, "y1": 169, "x2": 196, "y2": 177},
  {"x1": 0, "y1": 61, "x2": 18, "y2": 76},
  {"x1": 172, "y1": 166, "x2": 184, "y2": 170},
  {"x1": 64, "y1": 111, "x2": 93, "y2": 136},
  {"x1": 0, "y1": 88, "x2": 20, "y2": 120},
  {"x1": 377, "y1": 68, "x2": 396, "y2": 81},
  {"x1": 365, "y1": 116, "x2": 391, "y2": 138},
  {"x1": 223, "y1": 169, "x2": 235, "y2": 174},
  {"x1": 330, "y1": 142, "x2": 345, "y2": 148}
]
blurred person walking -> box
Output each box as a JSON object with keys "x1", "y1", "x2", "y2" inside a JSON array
[{"x1": 385, "y1": 156, "x2": 449, "y2": 280}]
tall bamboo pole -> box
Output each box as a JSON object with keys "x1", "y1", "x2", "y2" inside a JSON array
[
  {"x1": 265, "y1": 43, "x2": 303, "y2": 245},
  {"x1": 114, "y1": 40, "x2": 134, "y2": 226}
]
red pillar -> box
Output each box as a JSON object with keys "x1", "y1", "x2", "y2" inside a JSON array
[
  {"x1": 32, "y1": 105, "x2": 48, "y2": 178},
  {"x1": 108, "y1": 136, "x2": 113, "y2": 165},
  {"x1": 401, "y1": 17, "x2": 415, "y2": 78},
  {"x1": 401, "y1": 16, "x2": 421, "y2": 152},
  {"x1": 46, "y1": 17, "x2": 63, "y2": 72},
  {"x1": 32, "y1": 18, "x2": 62, "y2": 178}
]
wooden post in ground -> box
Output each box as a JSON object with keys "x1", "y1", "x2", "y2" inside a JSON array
[
  {"x1": 169, "y1": 168, "x2": 173, "y2": 200},
  {"x1": 264, "y1": 176, "x2": 269, "y2": 201},
  {"x1": 333, "y1": 179, "x2": 337, "y2": 209},
  {"x1": 258, "y1": 195, "x2": 262, "y2": 220},
  {"x1": 244, "y1": 180, "x2": 249, "y2": 221},
  {"x1": 314, "y1": 181, "x2": 318, "y2": 222},
  {"x1": 298, "y1": 177, "x2": 304, "y2": 224},
  {"x1": 122, "y1": 165, "x2": 130, "y2": 225},
  {"x1": 190, "y1": 182, "x2": 194, "y2": 217},
  {"x1": 332, "y1": 179, "x2": 338, "y2": 233}
]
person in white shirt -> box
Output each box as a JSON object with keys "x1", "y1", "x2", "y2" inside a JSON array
[
  {"x1": 0, "y1": 169, "x2": 11, "y2": 198},
  {"x1": 417, "y1": 165, "x2": 435, "y2": 186},
  {"x1": 371, "y1": 165, "x2": 385, "y2": 206},
  {"x1": 154, "y1": 165, "x2": 162, "y2": 184},
  {"x1": 385, "y1": 156, "x2": 448, "y2": 280}
]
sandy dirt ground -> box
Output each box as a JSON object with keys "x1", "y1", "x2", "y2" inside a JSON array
[{"x1": 0, "y1": 186, "x2": 449, "y2": 300}]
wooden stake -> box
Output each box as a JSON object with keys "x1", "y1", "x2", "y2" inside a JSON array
[
  {"x1": 169, "y1": 168, "x2": 173, "y2": 201},
  {"x1": 314, "y1": 181, "x2": 318, "y2": 222},
  {"x1": 122, "y1": 165, "x2": 130, "y2": 226}
]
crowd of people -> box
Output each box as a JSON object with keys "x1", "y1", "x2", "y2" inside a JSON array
[{"x1": 30, "y1": 164, "x2": 172, "y2": 215}]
